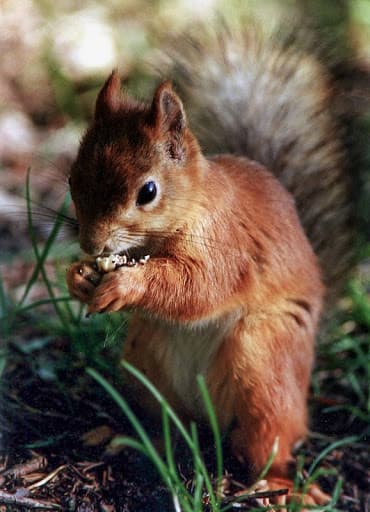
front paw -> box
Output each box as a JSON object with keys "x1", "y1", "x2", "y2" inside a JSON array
[
  {"x1": 66, "y1": 260, "x2": 102, "y2": 304},
  {"x1": 88, "y1": 268, "x2": 143, "y2": 314}
]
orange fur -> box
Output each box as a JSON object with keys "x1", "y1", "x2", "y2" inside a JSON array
[{"x1": 66, "y1": 72, "x2": 328, "y2": 505}]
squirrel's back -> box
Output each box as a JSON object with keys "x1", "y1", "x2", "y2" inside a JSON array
[{"x1": 164, "y1": 24, "x2": 354, "y2": 301}]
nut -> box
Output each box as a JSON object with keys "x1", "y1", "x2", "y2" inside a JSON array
[{"x1": 95, "y1": 254, "x2": 150, "y2": 273}]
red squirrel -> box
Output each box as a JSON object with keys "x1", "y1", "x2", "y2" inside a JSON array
[{"x1": 66, "y1": 27, "x2": 354, "y2": 507}]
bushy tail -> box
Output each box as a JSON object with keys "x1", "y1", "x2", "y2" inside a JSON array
[{"x1": 164, "y1": 23, "x2": 355, "y2": 301}]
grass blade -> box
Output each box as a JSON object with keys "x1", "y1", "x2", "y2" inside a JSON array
[
  {"x1": 86, "y1": 367, "x2": 171, "y2": 487},
  {"x1": 162, "y1": 405, "x2": 194, "y2": 511},
  {"x1": 18, "y1": 169, "x2": 71, "y2": 333},
  {"x1": 121, "y1": 360, "x2": 220, "y2": 510},
  {"x1": 307, "y1": 435, "x2": 359, "y2": 475},
  {"x1": 109, "y1": 435, "x2": 149, "y2": 456},
  {"x1": 197, "y1": 375, "x2": 223, "y2": 494},
  {"x1": 190, "y1": 423, "x2": 206, "y2": 509},
  {"x1": 256, "y1": 436, "x2": 279, "y2": 481}
]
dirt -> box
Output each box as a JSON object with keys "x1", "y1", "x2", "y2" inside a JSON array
[{"x1": 0, "y1": 336, "x2": 368, "y2": 512}]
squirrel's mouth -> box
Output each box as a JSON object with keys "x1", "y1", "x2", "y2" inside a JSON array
[{"x1": 95, "y1": 253, "x2": 150, "y2": 273}]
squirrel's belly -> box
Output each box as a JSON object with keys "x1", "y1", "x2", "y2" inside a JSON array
[
  {"x1": 161, "y1": 324, "x2": 225, "y2": 418},
  {"x1": 125, "y1": 314, "x2": 238, "y2": 421}
]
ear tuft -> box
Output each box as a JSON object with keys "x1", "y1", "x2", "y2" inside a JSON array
[
  {"x1": 151, "y1": 82, "x2": 187, "y2": 160},
  {"x1": 95, "y1": 70, "x2": 122, "y2": 120}
]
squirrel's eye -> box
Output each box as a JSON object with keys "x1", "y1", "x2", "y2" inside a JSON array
[{"x1": 136, "y1": 181, "x2": 157, "y2": 206}]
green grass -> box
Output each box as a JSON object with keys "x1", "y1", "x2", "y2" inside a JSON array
[
  {"x1": 0, "y1": 175, "x2": 125, "y2": 372},
  {"x1": 313, "y1": 273, "x2": 370, "y2": 431},
  {"x1": 88, "y1": 364, "x2": 346, "y2": 512},
  {"x1": 88, "y1": 365, "x2": 222, "y2": 512}
]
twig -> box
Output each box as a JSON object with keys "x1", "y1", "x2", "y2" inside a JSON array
[
  {"x1": 223, "y1": 487, "x2": 289, "y2": 504},
  {"x1": 27, "y1": 465, "x2": 67, "y2": 491},
  {"x1": 242, "y1": 488, "x2": 289, "y2": 499},
  {"x1": 0, "y1": 454, "x2": 47, "y2": 479},
  {"x1": 0, "y1": 489, "x2": 61, "y2": 509}
]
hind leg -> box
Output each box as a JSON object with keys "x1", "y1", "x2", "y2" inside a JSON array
[
  {"x1": 209, "y1": 320, "x2": 329, "y2": 508},
  {"x1": 230, "y1": 354, "x2": 330, "y2": 508}
]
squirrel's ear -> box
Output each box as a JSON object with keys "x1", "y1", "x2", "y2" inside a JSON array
[
  {"x1": 95, "y1": 70, "x2": 122, "y2": 120},
  {"x1": 150, "y1": 81, "x2": 186, "y2": 160}
]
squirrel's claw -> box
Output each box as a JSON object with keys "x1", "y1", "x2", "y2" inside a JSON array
[
  {"x1": 262, "y1": 477, "x2": 330, "y2": 511},
  {"x1": 66, "y1": 260, "x2": 101, "y2": 304},
  {"x1": 88, "y1": 271, "x2": 128, "y2": 314}
]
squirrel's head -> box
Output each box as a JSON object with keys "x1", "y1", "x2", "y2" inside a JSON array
[{"x1": 69, "y1": 71, "x2": 204, "y2": 257}]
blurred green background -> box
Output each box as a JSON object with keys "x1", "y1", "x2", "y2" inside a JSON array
[
  {"x1": 1, "y1": 0, "x2": 370, "y2": 233},
  {"x1": 0, "y1": 0, "x2": 369, "y2": 195}
]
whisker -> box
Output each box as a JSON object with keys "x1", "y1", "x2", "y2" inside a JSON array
[
  {"x1": 11, "y1": 209, "x2": 79, "y2": 229},
  {"x1": 3, "y1": 209, "x2": 77, "y2": 227},
  {"x1": 117, "y1": 227, "x2": 224, "y2": 246},
  {"x1": 30, "y1": 209, "x2": 78, "y2": 227},
  {"x1": 114, "y1": 230, "x2": 238, "y2": 257},
  {"x1": 29, "y1": 199, "x2": 78, "y2": 223}
]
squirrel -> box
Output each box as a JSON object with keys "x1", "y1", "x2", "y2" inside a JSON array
[{"x1": 66, "y1": 24, "x2": 355, "y2": 507}]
